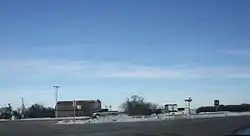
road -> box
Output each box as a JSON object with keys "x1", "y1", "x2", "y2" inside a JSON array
[{"x1": 1, "y1": 116, "x2": 250, "y2": 136}]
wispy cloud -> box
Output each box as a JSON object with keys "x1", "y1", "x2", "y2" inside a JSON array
[
  {"x1": 105, "y1": 66, "x2": 250, "y2": 79},
  {"x1": 0, "y1": 58, "x2": 89, "y2": 76},
  {"x1": 1, "y1": 58, "x2": 250, "y2": 79},
  {"x1": 219, "y1": 49, "x2": 250, "y2": 56},
  {"x1": 0, "y1": 89, "x2": 55, "y2": 108}
]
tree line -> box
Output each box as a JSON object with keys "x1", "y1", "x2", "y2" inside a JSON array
[
  {"x1": 1, "y1": 95, "x2": 250, "y2": 119},
  {"x1": 0, "y1": 103, "x2": 55, "y2": 119},
  {"x1": 0, "y1": 95, "x2": 164, "y2": 119},
  {"x1": 196, "y1": 104, "x2": 250, "y2": 113}
]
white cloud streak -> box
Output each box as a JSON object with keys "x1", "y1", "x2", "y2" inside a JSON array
[
  {"x1": 219, "y1": 49, "x2": 250, "y2": 56},
  {"x1": 0, "y1": 89, "x2": 55, "y2": 108},
  {"x1": 1, "y1": 58, "x2": 250, "y2": 79}
]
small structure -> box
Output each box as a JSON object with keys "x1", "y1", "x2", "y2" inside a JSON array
[
  {"x1": 56, "y1": 99, "x2": 101, "y2": 117},
  {"x1": 164, "y1": 104, "x2": 178, "y2": 113}
]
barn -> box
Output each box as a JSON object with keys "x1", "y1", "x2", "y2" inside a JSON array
[{"x1": 56, "y1": 99, "x2": 101, "y2": 117}]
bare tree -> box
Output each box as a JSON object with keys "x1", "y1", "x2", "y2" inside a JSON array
[{"x1": 121, "y1": 95, "x2": 162, "y2": 116}]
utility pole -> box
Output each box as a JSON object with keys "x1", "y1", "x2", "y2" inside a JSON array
[
  {"x1": 73, "y1": 100, "x2": 76, "y2": 124},
  {"x1": 109, "y1": 105, "x2": 112, "y2": 111},
  {"x1": 53, "y1": 85, "x2": 60, "y2": 118},
  {"x1": 21, "y1": 97, "x2": 25, "y2": 118}
]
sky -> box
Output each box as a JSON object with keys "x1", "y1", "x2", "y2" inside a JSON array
[{"x1": 0, "y1": 0, "x2": 250, "y2": 110}]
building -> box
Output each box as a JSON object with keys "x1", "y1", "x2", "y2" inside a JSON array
[
  {"x1": 164, "y1": 104, "x2": 178, "y2": 113},
  {"x1": 56, "y1": 99, "x2": 101, "y2": 117}
]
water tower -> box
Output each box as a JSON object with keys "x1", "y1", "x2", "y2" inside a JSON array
[{"x1": 185, "y1": 96, "x2": 192, "y2": 114}]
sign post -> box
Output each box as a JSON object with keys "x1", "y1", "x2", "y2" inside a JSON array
[{"x1": 73, "y1": 100, "x2": 76, "y2": 124}]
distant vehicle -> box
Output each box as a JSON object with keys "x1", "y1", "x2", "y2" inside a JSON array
[{"x1": 92, "y1": 109, "x2": 118, "y2": 118}]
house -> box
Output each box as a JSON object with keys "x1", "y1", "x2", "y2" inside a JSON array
[{"x1": 56, "y1": 99, "x2": 101, "y2": 117}]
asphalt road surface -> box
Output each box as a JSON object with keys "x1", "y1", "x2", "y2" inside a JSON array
[{"x1": 1, "y1": 116, "x2": 250, "y2": 136}]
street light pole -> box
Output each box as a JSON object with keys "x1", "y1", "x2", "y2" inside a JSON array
[
  {"x1": 53, "y1": 85, "x2": 60, "y2": 118},
  {"x1": 73, "y1": 100, "x2": 76, "y2": 124}
]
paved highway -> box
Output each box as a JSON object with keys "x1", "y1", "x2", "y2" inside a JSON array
[{"x1": 1, "y1": 116, "x2": 250, "y2": 136}]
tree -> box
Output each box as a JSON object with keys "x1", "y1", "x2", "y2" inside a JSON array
[
  {"x1": 0, "y1": 104, "x2": 13, "y2": 119},
  {"x1": 1, "y1": 103, "x2": 55, "y2": 119},
  {"x1": 12, "y1": 110, "x2": 22, "y2": 119},
  {"x1": 24, "y1": 104, "x2": 55, "y2": 118},
  {"x1": 149, "y1": 103, "x2": 163, "y2": 114},
  {"x1": 121, "y1": 95, "x2": 162, "y2": 116}
]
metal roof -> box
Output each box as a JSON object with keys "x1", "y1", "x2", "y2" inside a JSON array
[{"x1": 57, "y1": 99, "x2": 101, "y2": 105}]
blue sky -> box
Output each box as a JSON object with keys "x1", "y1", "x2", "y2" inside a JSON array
[{"x1": 0, "y1": 0, "x2": 250, "y2": 109}]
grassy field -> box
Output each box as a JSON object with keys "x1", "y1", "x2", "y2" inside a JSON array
[{"x1": 1, "y1": 115, "x2": 250, "y2": 136}]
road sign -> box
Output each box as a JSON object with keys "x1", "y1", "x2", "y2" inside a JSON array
[
  {"x1": 214, "y1": 100, "x2": 219, "y2": 106},
  {"x1": 73, "y1": 100, "x2": 76, "y2": 107}
]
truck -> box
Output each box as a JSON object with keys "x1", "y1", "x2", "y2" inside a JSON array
[{"x1": 92, "y1": 109, "x2": 118, "y2": 118}]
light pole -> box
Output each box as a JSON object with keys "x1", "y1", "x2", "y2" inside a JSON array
[
  {"x1": 73, "y1": 100, "x2": 76, "y2": 124},
  {"x1": 53, "y1": 85, "x2": 60, "y2": 118},
  {"x1": 21, "y1": 97, "x2": 25, "y2": 118}
]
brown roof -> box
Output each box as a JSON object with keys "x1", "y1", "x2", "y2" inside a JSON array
[
  {"x1": 56, "y1": 99, "x2": 101, "y2": 111},
  {"x1": 57, "y1": 99, "x2": 101, "y2": 105},
  {"x1": 164, "y1": 104, "x2": 178, "y2": 106}
]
